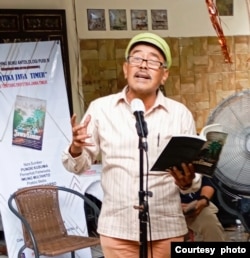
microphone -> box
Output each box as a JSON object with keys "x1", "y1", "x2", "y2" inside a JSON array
[{"x1": 131, "y1": 98, "x2": 148, "y2": 139}]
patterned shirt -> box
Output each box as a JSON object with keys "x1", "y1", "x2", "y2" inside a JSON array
[{"x1": 62, "y1": 86, "x2": 201, "y2": 240}]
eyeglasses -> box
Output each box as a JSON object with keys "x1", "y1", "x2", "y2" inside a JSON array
[{"x1": 127, "y1": 56, "x2": 167, "y2": 69}]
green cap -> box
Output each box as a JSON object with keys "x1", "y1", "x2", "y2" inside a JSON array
[{"x1": 125, "y1": 32, "x2": 172, "y2": 68}]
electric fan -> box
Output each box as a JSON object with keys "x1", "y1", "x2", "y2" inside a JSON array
[
  {"x1": 206, "y1": 89, "x2": 250, "y2": 197},
  {"x1": 206, "y1": 89, "x2": 250, "y2": 236}
]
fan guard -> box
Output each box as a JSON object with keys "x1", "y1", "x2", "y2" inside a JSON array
[{"x1": 207, "y1": 89, "x2": 250, "y2": 196}]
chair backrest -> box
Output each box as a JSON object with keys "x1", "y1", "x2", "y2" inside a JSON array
[
  {"x1": 8, "y1": 185, "x2": 101, "y2": 249},
  {"x1": 14, "y1": 186, "x2": 66, "y2": 245}
]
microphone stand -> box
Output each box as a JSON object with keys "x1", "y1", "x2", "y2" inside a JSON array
[
  {"x1": 137, "y1": 136, "x2": 149, "y2": 258},
  {"x1": 133, "y1": 129, "x2": 151, "y2": 258}
]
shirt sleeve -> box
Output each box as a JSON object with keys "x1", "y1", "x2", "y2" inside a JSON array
[
  {"x1": 61, "y1": 101, "x2": 100, "y2": 174},
  {"x1": 62, "y1": 147, "x2": 92, "y2": 174},
  {"x1": 201, "y1": 175, "x2": 214, "y2": 187}
]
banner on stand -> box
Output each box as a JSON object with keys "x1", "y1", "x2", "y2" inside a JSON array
[{"x1": 0, "y1": 41, "x2": 102, "y2": 257}]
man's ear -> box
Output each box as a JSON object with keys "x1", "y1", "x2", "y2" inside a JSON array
[
  {"x1": 123, "y1": 62, "x2": 128, "y2": 79},
  {"x1": 160, "y1": 69, "x2": 169, "y2": 85}
]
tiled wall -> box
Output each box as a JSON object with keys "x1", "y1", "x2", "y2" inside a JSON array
[{"x1": 80, "y1": 35, "x2": 250, "y2": 131}]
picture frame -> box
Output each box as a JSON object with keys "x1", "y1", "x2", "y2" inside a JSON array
[
  {"x1": 151, "y1": 9, "x2": 168, "y2": 30},
  {"x1": 109, "y1": 9, "x2": 127, "y2": 30},
  {"x1": 87, "y1": 9, "x2": 106, "y2": 31},
  {"x1": 131, "y1": 9, "x2": 148, "y2": 31},
  {"x1": 216, "y1": 0, "x2": 233, "y2": 16}
]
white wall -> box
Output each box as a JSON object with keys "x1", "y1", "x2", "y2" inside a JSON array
[{"x1": 75, "y1": 0, "x2": 250, "y2": 38}]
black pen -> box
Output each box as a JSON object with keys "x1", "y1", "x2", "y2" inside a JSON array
[{"x1": 157, "y1": 133, "x2": 160, "y2": 147}]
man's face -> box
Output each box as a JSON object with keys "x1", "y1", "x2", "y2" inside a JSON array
[{"x1": 123, "y1": 44, "x2": 169, "y2": 95}]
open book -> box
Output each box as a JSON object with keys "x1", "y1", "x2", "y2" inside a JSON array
[{"x1": 151, "y1": 124, "x2": 228, "y2": 177}]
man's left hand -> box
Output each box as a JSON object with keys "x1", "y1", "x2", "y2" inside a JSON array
[{"x1": 168, "y1": 163, "x2": 195, "y2": 190}]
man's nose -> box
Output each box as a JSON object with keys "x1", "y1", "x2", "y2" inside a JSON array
[{"x1": 140, "y1": 59, "x2": 148, "y2": 68}]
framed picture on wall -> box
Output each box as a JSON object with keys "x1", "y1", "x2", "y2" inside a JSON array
[
  {"x1": 87, "y1": 9, "x2": 106, "y2": 31},
  {"x1": 131, "y1": 9, "x2": 148, "y2": 31},
  {"x1": 109, "y1": 9, "x2": 127, "y2": 30},
  {"x1": 151, "y1": 10, "x2": 168, "y2": 30},
  {"x1": 216, "y1": 0, "x2": 233, "y2": 16}
]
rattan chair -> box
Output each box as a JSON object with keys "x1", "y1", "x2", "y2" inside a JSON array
[{"x1": 8, "y1": 185, "x2": 101, "y2": 258}]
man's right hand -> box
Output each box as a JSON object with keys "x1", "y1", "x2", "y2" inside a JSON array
[{"x1": 69, "y1": 114, "x2": 94, "y2": 157}]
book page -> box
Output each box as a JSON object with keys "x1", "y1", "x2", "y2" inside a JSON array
[{"x1": 199, "y1": 123, "x2": 223, "y2": 139}]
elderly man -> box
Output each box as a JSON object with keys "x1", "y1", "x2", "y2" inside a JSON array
[{"x1": 62, "y1": 32, "x2": 201, "y2": 258}]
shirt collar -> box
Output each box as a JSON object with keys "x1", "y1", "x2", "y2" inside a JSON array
[
  {"x1": 114, "y1": 86, "x2": 169, "y2": 114},
  {"x1": 150, "y1": 89, "x2": 168, "y2": 113},
  {"x1": 111, "y1": 86, "x2": 129, "y2": 108}
]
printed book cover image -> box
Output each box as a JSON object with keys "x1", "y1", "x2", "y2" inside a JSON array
[
  {"x1": 192, "y1": 130, "x2": 228, "y2": 177},
  {"x1": 12, "y1": 95, "x2": 46, "y2": 150}
]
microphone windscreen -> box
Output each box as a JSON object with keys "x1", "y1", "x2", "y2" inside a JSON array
[{"x1": 131, "y1": 98, "x2": 145, "y2": 113}]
